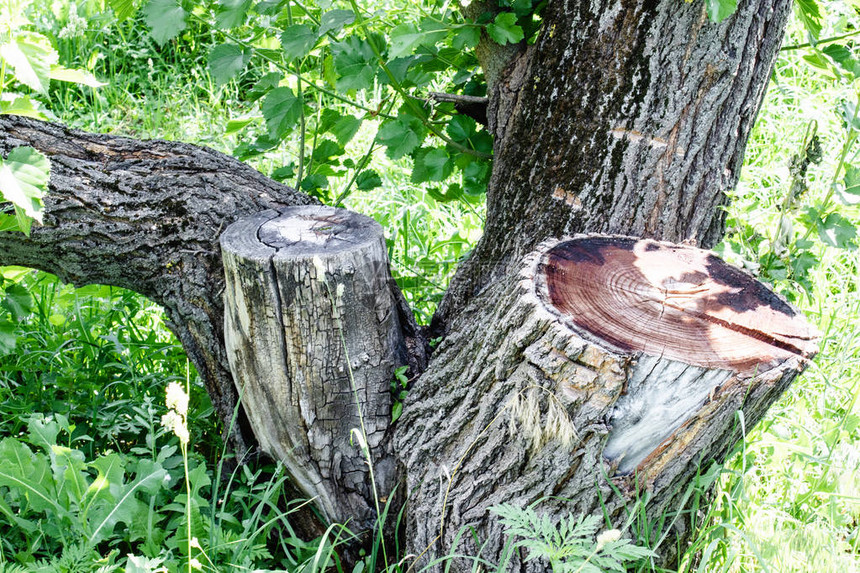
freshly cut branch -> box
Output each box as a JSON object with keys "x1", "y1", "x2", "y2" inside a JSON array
[
  {"x1": 395, "y1": 236, "x2": 817, "y2": 569},
  {"x1": 221, "y1": 206, "x2": 408, "y2": 528}
]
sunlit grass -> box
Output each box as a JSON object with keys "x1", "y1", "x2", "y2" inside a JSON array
[{"x1": 689, "y1": 13, "x2": 860, "y2": 571}]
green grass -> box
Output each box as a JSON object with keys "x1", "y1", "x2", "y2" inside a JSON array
[{"x1": 685, "y1": 15, "x2": 860, "y2": 571}]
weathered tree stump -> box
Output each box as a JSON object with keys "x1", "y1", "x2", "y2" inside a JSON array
[
  {"x1": 395, "y1": 236, "x2": 818, "y2": 570},
  {"x1": 221, "y1": 206, "x2": 407, "y2": 529}
]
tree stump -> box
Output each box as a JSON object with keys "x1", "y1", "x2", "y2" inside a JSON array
[
  {"x1": 395, "y1": 236, "x2": 818, "y2": 570},
  {"x1": 221, "y1": 206, "x2": 407, "y2": 529}
]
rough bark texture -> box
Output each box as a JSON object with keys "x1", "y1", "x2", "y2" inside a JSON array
[
  {"x1": 221, "y1": 206, "x2": 407, "y2": 528},
  {"x1": 435, "y1": 0, "x2": 793, "y2": 333},
  {"x1": 0, "y1": 115, "x2": 316, "y2": 454},
  {"x1": 394, "y1": 237, "x2": 817, "y2": 571}
]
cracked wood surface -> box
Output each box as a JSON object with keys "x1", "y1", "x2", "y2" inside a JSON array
[
  {"x1": 537, "y1": 236, "x2": 818, "y2": 373},
  {"x1": 221, "y1": 206, "x2": 407, "y2": 528}
]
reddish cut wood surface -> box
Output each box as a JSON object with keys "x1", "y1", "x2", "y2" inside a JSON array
[{"x1": 537, "y1": 237, "x2": 819, "y2": 374}]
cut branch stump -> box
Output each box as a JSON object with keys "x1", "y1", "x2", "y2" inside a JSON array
[
  {"x1": 221, "y1": 206, "x2": 407, "y2": 529},
  {"x1": 395, "y1": 235, "x2": 819, "y2": 570}
]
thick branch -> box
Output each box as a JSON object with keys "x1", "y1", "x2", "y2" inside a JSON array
[{"x1": 0, "y1": 115, "x2": 316, "y2": 454}]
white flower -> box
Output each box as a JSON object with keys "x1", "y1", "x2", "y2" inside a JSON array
[
  {"x1": 190, "y1": 557, "x2": 203, "y2": 570},
  {"x1": 160, "y1": 410, "x2": 189, "y2": 445},
  {"x1": 596, "y1": 528, "x2": 622, "y2": 551},
  {"x1": 165, "y1": 381, "x2": 189, "y2": 416},
  {"x1": 58, "y1": 11, "x2": 87, "y2": 39}
]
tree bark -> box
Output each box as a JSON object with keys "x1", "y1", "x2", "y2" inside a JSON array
[
  {"x1": 221, "y1": 206, "x2": 408, "y2": 528},
  {"x1": 0, "y1": 115, "x2": 316, "y2": 454},
  {"x1": 395, "y1": 237, "x2": 817, "y2": 571},
  {"x1": 434, "y1": 0, "x2": 793, "y2": 334}
]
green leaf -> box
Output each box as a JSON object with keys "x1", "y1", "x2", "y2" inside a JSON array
[
  {"x1": 281, "y1": 24, "x2": 317, "y2": 60},
  {"x1": 328, "y1": 114, "x2": 362, "y2": 146},
  {"x1": 447, "y1": 115, "x2": 477, "y2": 142},
  {"x1": 246, "y1": 71, "x2": 281, "y2": 102},
  {"x1": 794, "y1": 0, "x2": 824, "y2": 41},
  {"x1": 0, "y1": 438, "x2": 65, "y2": 514},
  {"x1": 0, "y1": 33, "x2": 58, "y2": 95},
  {"x1": 85, "y1": 453, "x2": 125, "y2": 509},
  {"x1": 311, "y1": 139, "x2": 345, "y2": 164},
  {"x1": 125, "y1": 555, "x2": 168, "y2": 573},
  {"x1": 510, "y1": 0, "x2": 533, "y2": 15},
  {"x1": 376, "y1": 115, "x2": 426, "y2": 159},
  {"x1": 318, "y1": 9, "x2": 355, "y2": 36},
  {"x1": 300, "y1": 173, "x2": 329, "y2": 193},
  {"x1": 87, "y1": 459, "x2": 167, "y2": 544},
  {"x1": 332, "y1": 36, "x2": 377, "y2": 92},
  {"x1": 323, "y1": 53, "x2": 337, "y2": 87},
  {"x1": 391, "y1": 401, "x2": 403, "y2": 423},
  {"x1": 2, "y1": 283, "x2": 33, "y2": 321},
  {"x1": 0, "y1": 319, "x2": 16, "y2": 354},
  {"x1": 843, "y1": 165, "x2": 860, "y2": 192},
  {"x1": 271, "y1": 164, "x2": 295, "y2": 181},
  {"x1": 49, "y1": 66, "x2": 105, "y2": 87},
  {"x1": 0, "y1": 213, "x2": 20, "y2": 233},
  {"x1": 142, "y1": 0, "x2": 188, "y2": 46},
  {"x1": 215, "y1": 0, "x2": 252, "y2": 28},
  {"x1": 453, "y1": 26, "x2": 481, "y2": 50},
  {"x1": 384, "y1": 56, "x2": 415, "y2": 85},
  {"x1": 821, "y1": 44, "x2": 854, "y2": 68},
  {"x1": 841, "y1": 101, "x2": 860, "y2": 131},
  {"x1": 412, "y1": 147, "x2": 452, "y2": 182},
  {"x1": 262, "y1": 87, "x2": 302, "y2": 138},
  {"x1": 0, "y1": 146, "x2": 50, "y2": 228},
  {"x1": 817, "y1": 212, "x2": 857, "y2": 249},
  {"x1": 427, "y1": 183, "x2": 464, "y2": 203},
  {"x1": 356, "y1": 169, "x2": 382, "y2": 190},
  {"x1": 51, "y1": 444, "x2": 88, "y2": 505},
  {"x1": 0, "y1": 95, "x2": 45, "y2": 119},
  {"x1": 705, "y1": 0, "x2": 738, "y2": 22},
  {"x1": 225, "y1": 117, "x2": 256, "y2": 135},
  {"x1": 389, "y1": 23, "x2": 446, "y2": 59},
  {"x1": 463, "y1": 159, "x2": 490, "y2": 195},
  {"x1": 486, "y1": 13, "x2": 524, "y2": 45},
  {"x1": 209, "y1": 43, "x2": 250, "y2": 85},
  {"x1": 108, "y1": 0, "x2": 138, "y2": 21}
]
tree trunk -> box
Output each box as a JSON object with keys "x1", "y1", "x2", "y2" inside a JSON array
[
  {"x1": 434, "y1": 0, "x2": 793, "y2": 334},
  {"x1": 395, "y1": 237, "x2": 817, "y2": 570},
  {"x1": 221, "y1": 206, "x2": 408, "y2": 528}
]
